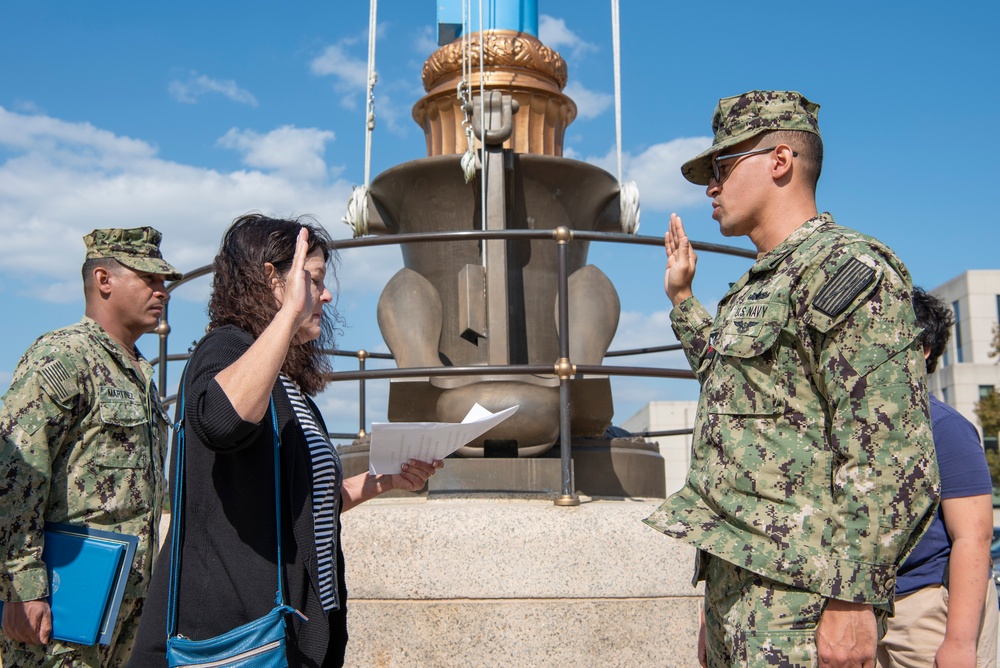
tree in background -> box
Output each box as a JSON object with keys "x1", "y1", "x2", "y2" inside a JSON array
[
  {"x1": 987, "y1": 450, "x2": 1000, "y2": 489},
  {"x1": 977, "y1": 324, "x2": 1000, "y2": 486}
]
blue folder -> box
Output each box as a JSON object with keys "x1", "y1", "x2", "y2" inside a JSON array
[{"x1": 0, "y1": 523, "x2": 138, "y2": 645}]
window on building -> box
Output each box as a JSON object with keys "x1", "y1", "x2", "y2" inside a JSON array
[
  {"x1": 941, "y1": 386, "x2": 950, "y2": 404},
  {"x1": 953, "y1": 300, "x2": 964, "y2": 363},
  {"x1": 981, "y1": 385, "x2": 996, "y2": 398}
]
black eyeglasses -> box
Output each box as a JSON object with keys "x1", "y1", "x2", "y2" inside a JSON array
[{"x1": 712, "y1": 146, "x2": 797, "y2": 183}]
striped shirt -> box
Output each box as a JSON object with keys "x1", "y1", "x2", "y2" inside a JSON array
[{"x1": 280, "y1": 375, "x2": 342, "y2": 611}]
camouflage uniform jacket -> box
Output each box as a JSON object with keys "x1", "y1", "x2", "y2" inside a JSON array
[
  {"x1": 644, "y1": 213, "x2": 940, "y2": 609},
  {"x1": 0, "y1": 316, "x2": 168, "y2": 602}
]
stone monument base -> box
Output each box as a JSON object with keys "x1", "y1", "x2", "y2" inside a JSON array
[
  {"x1": 340, "y1": 497, "x2": 701, "y2": 667},
  {"x1": 338, "y1": 435, "x2": 666, "y2": 498}
]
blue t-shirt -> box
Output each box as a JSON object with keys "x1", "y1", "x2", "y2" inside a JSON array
[{"x1": 896, "y1": 394, "x2": 993, "y2": 595}]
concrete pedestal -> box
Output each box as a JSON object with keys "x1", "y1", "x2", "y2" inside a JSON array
[
  {"x1": 340, "y1": 497, "x2": 701, "y2": 667},
  {"x1": 339, "y1": 435, "x2": 667, "y2": 499}
]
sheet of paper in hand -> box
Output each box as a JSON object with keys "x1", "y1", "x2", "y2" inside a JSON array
[{"x1": 368, "y1": 403, "x2": 519, "y2": 474}]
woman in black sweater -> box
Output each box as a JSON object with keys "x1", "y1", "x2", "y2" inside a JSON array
[{"x1": 129, "y1": 214, "x2": 440, "y2": 667}]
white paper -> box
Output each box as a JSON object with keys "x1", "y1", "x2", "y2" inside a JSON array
[{"x1": 367, "y1": 403, "x2": 519, "y2": 475}]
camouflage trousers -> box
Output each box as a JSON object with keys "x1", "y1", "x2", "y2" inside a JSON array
[
  {"x1": 703, "y1": 554, "x2": 827, "y2": 668},
  {"x1": 0, "y1": 597, "x2": 143, "y2": 668}
]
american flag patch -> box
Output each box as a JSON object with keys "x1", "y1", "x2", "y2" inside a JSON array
[
  {"x1": 813, "y1": 258, "x2": 877, "y2": 317},
  {"x1": 39, "y1": 359, "x2": 75, "y2": 403}
]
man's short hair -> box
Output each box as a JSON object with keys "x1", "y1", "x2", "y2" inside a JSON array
[
  {"x1": 81, "y1": 257, "x2": 122, "y2": 289},
  {"x1": 752, "y1": 129, "x2": 824, "y2": 191},
  {"x1": 912, "y1": 286, "x2": 954, "y2": 375}
]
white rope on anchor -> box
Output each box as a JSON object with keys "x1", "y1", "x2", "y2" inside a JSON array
[
  {"x1": 618, "y1": 180, "x2": 640, "y2": 235},
  {"x1": 460, "y1": 130, "x2": 478, "y2": 183},
  {"x1": 611, "y1": 0, "x2": 640, "y2": 235},
  {"x1": 342, "y1": 0, "x2": 379, "y2": 237},
  {"x1": 343, "y1": 186, "x2": 369, "y2": 238}
]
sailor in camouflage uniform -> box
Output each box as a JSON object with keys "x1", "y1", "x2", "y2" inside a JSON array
[
  {"x1": 0, "y1": 227, "x2": 180, "y2": 667},
  {"x1": 643, "y1": 91, "x2": 940, "y2": 667}
]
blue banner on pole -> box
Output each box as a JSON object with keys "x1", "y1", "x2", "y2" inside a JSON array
[{"x1": 437, "y1": 0, "x2": 538, "y2": 45}]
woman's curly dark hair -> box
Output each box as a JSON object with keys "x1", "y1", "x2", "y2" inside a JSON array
[
  {"x1": 208, "y1": 213, "x2": 343, "y2": 395},
  {"x1": 912, "y1": 286, "x2": 954, "y2": 375}
]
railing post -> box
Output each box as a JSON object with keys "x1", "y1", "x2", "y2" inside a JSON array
[
  {"x1": 357, "y1": 350, "x2": 368, "y2": 438},
  {"x1": 553, "y1": 226, "x2": 580, "y2": 507},
  {"x1": 156, "y1": 303, "x2": 171, "y2": 401}
]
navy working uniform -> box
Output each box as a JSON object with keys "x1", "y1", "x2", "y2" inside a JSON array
[
  {"x1": 0, "y1": 227, "x2": 179, "y2": 667},
  {"x1": 644, "y1": 90, "x2": 939, "y2": 666}
]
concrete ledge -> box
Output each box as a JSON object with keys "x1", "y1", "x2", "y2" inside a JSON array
[
  {"x1": 428, "y1": 458, "x2": 564, "y2": 494},
  {"x1": 346, "y1": 598, "x2": 700, "y2": 668},
  {"x1": 342, "y1": 498, "x2": 699, "y2": 599},
  {"x1": 341, "y1": 497, "x2": 702, "y2": 666}
]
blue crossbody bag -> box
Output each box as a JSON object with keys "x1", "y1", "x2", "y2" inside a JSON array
[{"x1": 165, "y1": 380, "x2": 295, "y2": 668}]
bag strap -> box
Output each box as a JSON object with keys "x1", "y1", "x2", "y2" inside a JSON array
[
  {"x1": 269, "y1": 397, "x2": 286, "y2": 608},
  {"x1": 166, "y1": 369, "x2": 286, "y2": 639}
]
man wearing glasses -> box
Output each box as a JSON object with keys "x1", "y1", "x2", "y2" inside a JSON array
[{"x1": 644, "y1": 90, "x2": 940, "y2": 667}]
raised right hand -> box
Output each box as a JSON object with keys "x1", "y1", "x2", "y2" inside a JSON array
[
  {"x1": 278, "y1": 227, "x2": 315, "y2": 332},
  {"x1": 665, "y1": 213, "x2": 697, "y2": 306},
  {"x1": 1, "y1": 599, "x2": 52, "y2": 645}
]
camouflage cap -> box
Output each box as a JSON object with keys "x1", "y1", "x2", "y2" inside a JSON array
[
  {"x1": 83, "y1": 227, "x2": 182, "y2": 280},
  {"x1": 681, "y1": 90, "x2": 821, "y2": 186}
]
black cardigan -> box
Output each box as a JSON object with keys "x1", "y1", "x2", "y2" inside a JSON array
[{"x1": 128, "y1": 326, "x2": 347, "y2": 668}]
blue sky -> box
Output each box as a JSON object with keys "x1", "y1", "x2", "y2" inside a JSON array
[{"x1": 2, "y1": 1, "x2": 998, "y2": 432}]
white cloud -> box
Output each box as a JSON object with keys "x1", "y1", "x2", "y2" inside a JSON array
[
  {"x1": 333, "y1": 244, "x2": 407, "y2": 299},
  {"x1": 218, "y1": 125, "x2": 336, "y2": 181},
  {"x1": 612, "y1": 309, "x2": 676, "y2": 350},
  {"x1": 362, "y1": 87, "x2": 406, "y2": 136},
  {"x1": 0, "y1": 108, "x2": 154, "y2": 160},
  {"x1": 0, "y1": 106, "x2": 357, "y2": 303},
  {"x1": 606, "y1": 308, "x2": 701, "y2": 422},
  {"x1": 29, "y1": 281, "x2": 83, "y2": 305},
  {"x1": 538, "y1": 15, "x2": 598, "y2": 60},
  {"x1": 11, "y1": 100, "x2": 44, "y2": 114},
  {"x1": 563, "y1": 81, "x2": 612, "y2": 120},
  {"x1": 413, "y1": 26, "x2": 439, "y2": 56},
  {"x1": 168, "y1": 72, "x2": 258, "y2": 107},
  {"x1": 612, "y1": 376, "x2": 700, "y2": 425},
  {"x1": 580, "y1": 136, "x2": 713, "y2": 212},
  {"x1": 309, "y1": 32, "x2": 414, "y2": 136},
  {"x1": 311, "y1": 42, "x2": 369, "y2": 109},
  {"x1": 315, "y1": 377, "x2": 391, "y2": 442}
]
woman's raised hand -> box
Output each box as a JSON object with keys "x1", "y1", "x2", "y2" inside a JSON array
[
  {"x1": 280, "y1": 228, "x2": 315, "y2": 329},
  {"x1": 214, "y1": 226, "x2": 321, "y2": 423}
]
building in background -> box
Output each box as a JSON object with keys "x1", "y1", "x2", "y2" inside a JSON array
[
  {"x1": 622, "y1": 401, "x2": 697, "y2": 496},
  {"x1": 929, "y1": 270, "x2": 1000, "y2": 451}
]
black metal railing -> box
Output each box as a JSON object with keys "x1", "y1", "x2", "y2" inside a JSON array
[{"x1": 154, "y1": 227, "x2": 754, "y2": 504}]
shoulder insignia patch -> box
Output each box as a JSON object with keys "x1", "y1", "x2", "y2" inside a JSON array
[
  {"x1": 813, "y1": 258, "x2": 877, "y2": 317},
  {"x1": 38, "y1": 359, "x2": 76, "y2": 404}
]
